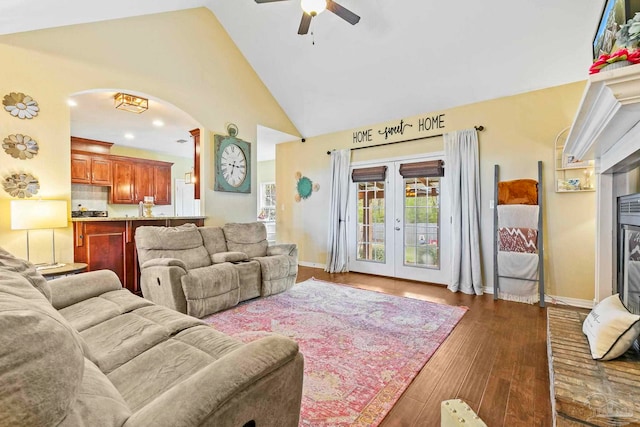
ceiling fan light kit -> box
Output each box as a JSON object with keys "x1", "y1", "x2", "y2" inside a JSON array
[
  {"x1": 301, "y1": 0, "x2": 326, "y2": 16},
  {"x1": 255, "y1": 0, "x2": 360, "y2": 35}
]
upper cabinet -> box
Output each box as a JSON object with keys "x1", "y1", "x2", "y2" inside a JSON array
[
  {"x1": 153, "y1": 163, "x2": 172, "y2": 205},
  {"x1": 111, "y1": 159, "x2": 136, "y2": 204},
  {"x1": 110, "y1": 157, "x2": 172, "y2": 205},
  {"x1": 71, "y1": 137, "x2": 173, "y2": 205},
  {"x1": 71, "y1": 152, "x2": 112, "y2": 185}
]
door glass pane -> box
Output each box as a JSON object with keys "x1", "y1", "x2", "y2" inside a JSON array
[
  {"x1": 404, "y1": 177, "x2": 440, "y2": 268},
  {"x1": 356, "y1": 181, "x2": 385, "y2": 262}
]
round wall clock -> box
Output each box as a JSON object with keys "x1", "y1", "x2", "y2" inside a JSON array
[{"x1": 214, "y1": 134, "x2": 251, "y2": 193}]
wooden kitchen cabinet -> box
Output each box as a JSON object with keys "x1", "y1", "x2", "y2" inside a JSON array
[
  {"x1": 73, "y1": 221, "x2": 129, "y2": 291},
  {"x1": 71, "y1": 152, "x2": 112, "y2": 185},
  {"x1": 110, "y1": 158, "x2": 172, "y2": 205},
  {"x1": 111, "y1": 160, "x2": 136, "y2": 204},
  {"x1": 153, "y1": 163, "x2": 172, "y2": 205}
]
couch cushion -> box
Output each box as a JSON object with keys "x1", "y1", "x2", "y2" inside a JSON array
[
  {"x1": 132, "y1": 304, "x2": 204, "y2": 335},
  {"x1": 108, "y1": 325, "x2": 243, "y2": 412},
  {"x1": 58, "y1": 358, "x2": 131, "y2": 427},
  {"x1": 223, "y1": 222, "x2": 268, "y2": 258},
  {"x1": 136, "y1": 224, "x2": 211, "y2": 270},
  {"x1": 0, "y1": 273, "x2": 85, "y2": 427},
  {"x1": 181, "y1": 264, "x2": 240, "y2": 318},
  {"x1": 0, "y1": 246, "x2": 51, "y2": 301},
  {"x1": 59, "y1": 289, "x2": 154, "y2": 332},
  {"x1": 80, "y1": 313, "x2": 170, "y2": 374},
  {"x1": 199, "y1": 226, "x2": 229, "y2": 256}
]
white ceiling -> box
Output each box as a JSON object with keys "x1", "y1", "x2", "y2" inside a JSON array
[{"x1": 1, "y1": 1, "x2": 606, "y2": 153}]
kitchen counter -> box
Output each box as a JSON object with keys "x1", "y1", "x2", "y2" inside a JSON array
[{"x1": 71, "y1": 216, "x2": 206, "y2": 222}]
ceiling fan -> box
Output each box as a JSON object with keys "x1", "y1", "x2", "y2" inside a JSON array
[{"x1": 255, "y1": 0, "x2": 360, "y2": 35}]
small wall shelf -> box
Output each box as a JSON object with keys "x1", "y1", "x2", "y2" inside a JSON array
[{"x1": 554, "y1": 127, "x2": 595, "y2": 193}]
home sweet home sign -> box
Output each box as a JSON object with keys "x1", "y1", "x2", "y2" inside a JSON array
[{"x1": 352, "y1": 113, "x2": 446, "y2": 145}]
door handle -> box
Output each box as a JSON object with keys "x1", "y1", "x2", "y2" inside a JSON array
[{"x1": 395, "y1": 227, "x2": 401, "y2": 231}]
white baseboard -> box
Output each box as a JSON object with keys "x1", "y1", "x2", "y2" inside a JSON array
[
  {"x1": 298, "y1": 261, "x2": 325, "y2": 269},
  {"x1": 483, "y1": 286, "x2": 593, "y2": 309}
]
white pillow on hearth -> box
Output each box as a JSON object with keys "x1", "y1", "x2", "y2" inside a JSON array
[{"x1": 582, "y1": 294, "x2": 640, "y2": 360}]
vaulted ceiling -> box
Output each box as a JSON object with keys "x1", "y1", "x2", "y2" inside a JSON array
[{"x1": 0, "y1": 0, "x2": 605, "y2": 141}]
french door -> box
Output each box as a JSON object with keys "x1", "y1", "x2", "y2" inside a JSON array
[{"x1": 347, "y1": 155, "x2": 450, "y2": 285}]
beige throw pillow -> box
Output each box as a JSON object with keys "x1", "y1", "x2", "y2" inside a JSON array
[{"x1": 582, "y1": 294, "x2": 640, "y2": 360}]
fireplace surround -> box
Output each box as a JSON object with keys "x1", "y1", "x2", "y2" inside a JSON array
[{"x1": 618, "y1": 193, "x2": 640, "y2": 315}]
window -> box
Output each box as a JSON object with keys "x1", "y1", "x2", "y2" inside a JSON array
[
  {"x1": 259, "y1": 182, "x2": 276, "y2": 243},
  {"x1": 259, "y1": 182, "x2": 276, "y2": 222}
]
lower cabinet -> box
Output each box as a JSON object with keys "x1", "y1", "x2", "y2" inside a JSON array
[{"x1": 74, "y1": 218, "x2": 204, "y2": 294}]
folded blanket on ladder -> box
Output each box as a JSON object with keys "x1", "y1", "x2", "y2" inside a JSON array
[{"x1": 496, "y1": 204, "x2": 540, "y2": 304}]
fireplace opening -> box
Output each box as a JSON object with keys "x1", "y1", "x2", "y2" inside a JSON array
[{"x1": 617, "y1": 193, "x2": 640, "y2": 315}]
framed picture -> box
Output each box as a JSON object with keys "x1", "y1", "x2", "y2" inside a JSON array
[{"x1": 593, "y1": 0, "x2": 640, "y2": 59}]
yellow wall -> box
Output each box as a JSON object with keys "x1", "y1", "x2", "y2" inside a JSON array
[
  {"x1": 277, "y1": 81, "x2": 594, "y2": 301},
  {"x1": 0, "y1": 8, "x2": 299, "y2": 262}
]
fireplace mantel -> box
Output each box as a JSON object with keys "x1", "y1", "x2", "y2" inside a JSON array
[
  {"x1": 564, "y1": 63, "x2": 640, "y2": 172},
  {"x1": 564, "y1": 63, "x2": 640, "y2": 304}
]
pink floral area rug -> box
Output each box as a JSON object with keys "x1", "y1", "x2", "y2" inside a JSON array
[{"x1": 203, "y1": 278, "x2": 467, "y2": 426}]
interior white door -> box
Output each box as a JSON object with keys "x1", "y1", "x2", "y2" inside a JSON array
[
  {"x1": 175, "y1": 179, "x2": 196, "y2": 216},
  {"x1": 348, "y1": 156, "x2": 450, "y2": 285}
]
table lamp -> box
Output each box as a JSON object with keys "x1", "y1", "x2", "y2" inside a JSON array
[{"x1": 10, "y1": 199, "x2": 68, "y2": 267}]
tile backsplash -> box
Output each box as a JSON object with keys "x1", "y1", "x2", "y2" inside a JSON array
[
  {"x1": 71, "y1": 184, "x2": 175, "y2": 217},
  {"x1": 71, "y1": 184, "x2": 108, "y2": 211}
]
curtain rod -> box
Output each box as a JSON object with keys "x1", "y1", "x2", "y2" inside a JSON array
[{"x1": 326, "y1": 125, "x2": 484, "y2": 155}]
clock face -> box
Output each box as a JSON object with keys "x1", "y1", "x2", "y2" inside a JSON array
[
  {"x1": 214, "y1": 135, "x2": 251, "y2": 193},
  {"x1": 221, "y1": 144, "x2": 247, "y2": 187}
]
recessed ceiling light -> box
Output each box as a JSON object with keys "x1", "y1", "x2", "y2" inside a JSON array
[
  {"x1": 152, "y1": 119, "x2": 164, "y2": 127},
  {"x1": 67, "y1": 99, "x2": 78, "y2": 107},
  {"x1": 124, "y1": 133, "x2": 134, "y2": 140}
]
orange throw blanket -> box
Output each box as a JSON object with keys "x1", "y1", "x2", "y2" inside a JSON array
[{"x1": 498, "y1": 179, "x2": 538, "y2": 205}]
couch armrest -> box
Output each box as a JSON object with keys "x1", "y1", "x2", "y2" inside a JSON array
[
  {"x1": 124, "y1": 335, "x2": 303, "y2": 427},
  {"x1": 139, "y1": 264, "x2": 189, "y2": 314},
  {"x1": 267, "y1": 244, "x2": 297, "y2": 257},
  {"x1": 50, "y1": 270, "x2": 123, "y2": 309},
  {"x1": 141, "y1": 258, "x2": 188, "y2": 271},
  {"x1": 211, "y1": 251, "x2": 248, "y2": 264}
]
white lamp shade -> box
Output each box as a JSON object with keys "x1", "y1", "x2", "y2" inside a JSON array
[
  {"x1": 11, "y1": 200, "x2": 68, "y2": 230},
  {"x1": 301, "y1": 0, "x2": 326, "y2": 15}
]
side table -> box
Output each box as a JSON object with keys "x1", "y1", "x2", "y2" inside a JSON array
[{"x1": 38, "y1": 263, "x2": 88, "y2": 280}]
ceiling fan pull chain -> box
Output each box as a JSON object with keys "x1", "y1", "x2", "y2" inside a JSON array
[{"x1": 312, "y1": 31, "x2": 315, "y2": 46}]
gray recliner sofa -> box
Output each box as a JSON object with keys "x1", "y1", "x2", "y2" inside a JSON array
[
  {"x1": 135, "y1": 222, "x2": 298, "y2": 318},
  {"x1": 0, "y1": 248, "x2": 304, "y2": 427}
]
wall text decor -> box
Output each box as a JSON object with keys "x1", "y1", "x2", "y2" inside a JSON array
[{"x1": 352, "y1": 113, "x2": 446, "y2": 145}]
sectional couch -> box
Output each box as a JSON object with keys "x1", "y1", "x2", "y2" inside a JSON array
[
  {"x1": 0, "y1": 248, "x2": 304, "y2": 427},
  {"x1": 135, "y1": 222, "x2": 298, "y2": 318}
]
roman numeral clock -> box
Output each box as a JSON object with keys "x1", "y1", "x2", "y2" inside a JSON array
[{"x1": 214, "y1": 134, "x2": 251, "y2": 193}]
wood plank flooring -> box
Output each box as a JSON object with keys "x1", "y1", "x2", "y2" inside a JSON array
[{"x1": 296, "y1": 266, "x2": 553, "y2": 426}]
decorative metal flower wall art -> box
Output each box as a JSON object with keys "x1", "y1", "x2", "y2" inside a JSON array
[
  {"x1": 294, "y1": 171, "x2": 320, "y2": 202},
  {"x1": 3, "y1": 92, "x2": 39, "y2": 119},
  {"x1": 2, "y1": 172, "x2": 40, "y2": 198},
  {"x1": 2, "y1": 134, "x2": 39, "y2": 159}
]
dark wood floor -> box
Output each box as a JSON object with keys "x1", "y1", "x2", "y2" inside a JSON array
[{"x1": 296, "y1": 266, "x2": 552, "y2": 427}]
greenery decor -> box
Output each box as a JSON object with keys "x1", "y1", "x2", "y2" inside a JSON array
[
  {"x1": 590, "y1": 48, "x2": 640, "y2": 74},
  {"x1": 616, "y1": 12, "x2": 640, "y2": 49}
]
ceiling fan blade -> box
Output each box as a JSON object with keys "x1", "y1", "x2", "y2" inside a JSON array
[
  {"x1": 298, "y1": 13, "x2": 312, "y2": 35},
  {"x1": 255, "y1": 0, "x2": 289, "y2": 3},
  {"x1": 326, "y1": 0, "x2": 360, "y2": 25}
]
